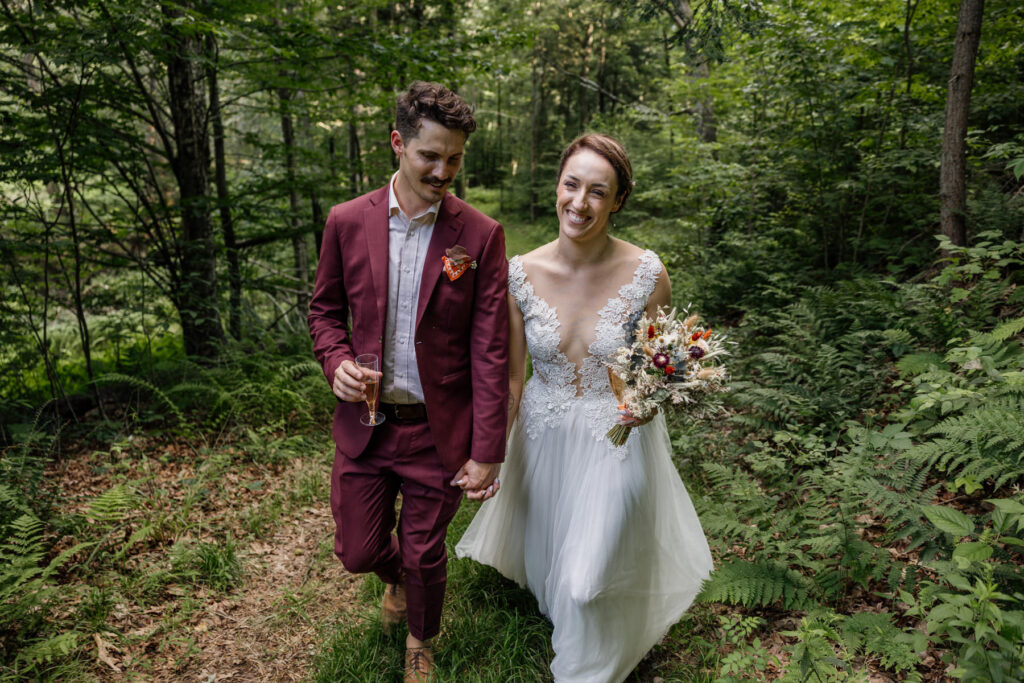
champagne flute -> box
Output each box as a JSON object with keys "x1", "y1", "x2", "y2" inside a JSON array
[{"x1": 356, "y1": 353, "x2": 384, "y2": 426}]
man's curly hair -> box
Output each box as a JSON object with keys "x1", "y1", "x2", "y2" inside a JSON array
[{"x1": 395, "y1": 81, "x2": 477, "y2": 140}]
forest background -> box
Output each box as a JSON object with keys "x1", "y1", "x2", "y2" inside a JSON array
[{"x1": 1, "y1": 0, "x2": 1023, "y2": 681}]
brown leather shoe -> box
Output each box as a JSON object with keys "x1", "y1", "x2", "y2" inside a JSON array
[
  {"x1": 381, "y1": 580, "x2": 407, "y2": 630},
  {"x1": 404, "y1": 645, "x2": 434, "y2": 683}
]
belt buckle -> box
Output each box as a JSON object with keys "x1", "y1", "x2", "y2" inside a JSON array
[{"x1": 394, "y1": 404, "x2": 418, "y2": 421}]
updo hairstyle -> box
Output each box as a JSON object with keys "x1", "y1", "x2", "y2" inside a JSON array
[{"x1": 557, "y1": 133, "x2": 634, "y2": 212}]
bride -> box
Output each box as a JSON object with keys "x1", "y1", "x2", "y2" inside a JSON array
[{"x1": 456, "y1": 133, "x2": 714, "y2": 682}]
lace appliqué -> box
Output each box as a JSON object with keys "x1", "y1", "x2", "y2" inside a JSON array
[
  {"x1": 509, "y1": 257, "x2": 578, "y2": 439},
  {"x1": 512, "y1": 251, "x2": 663, "y2": 453},
  {"x1": 580, "y1": 250, "x2": 662, "y2": 455}
]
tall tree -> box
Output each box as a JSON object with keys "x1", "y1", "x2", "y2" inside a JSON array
[
  {"x1": 940, "y1": 0, "x2": 985, "y2": 247},
  {"x1": 162, "y1": 1, "x2": 225, "y2": 357}
]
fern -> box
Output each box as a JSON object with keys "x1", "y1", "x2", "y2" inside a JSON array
[
  {"x1": 0, "y1": 514, "x2": 92, "y2": 672},
  {"x1": 908, "y1": 396, "x2": 1024, "y2": 489},
  {"x1": 839, "y1": 612, "x2": 921, "y2": 676},
  {"x1": 87, "y1": 484, "x2": 138, "y2": 524},
  {"x1": 699, "y1": 558, "x2": 816, "y2": 610},
  {"x1": 14, "y1": 631, "x2": 80, "y2": 669},
  {"x1": 283, "y1": 358, "x2": 324, "y2": 379},
  {"x1": 92, "y1": 372, "x2": 184, "y2": 423}
]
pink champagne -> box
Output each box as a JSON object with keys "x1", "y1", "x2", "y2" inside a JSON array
[{"x1": 364, "y1": 378, "x2": 379, "y2": 413}]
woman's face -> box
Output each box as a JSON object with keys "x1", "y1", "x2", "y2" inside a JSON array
[{"x1": 555, "y1": 148, "x2": 621, "y2": 243}]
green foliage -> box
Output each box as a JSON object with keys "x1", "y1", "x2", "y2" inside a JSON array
[
  {"x1": 694, "y1": 230, "x2": 1024, "y2": 679},
  {"x1": 839, "y1": 612, "x2": 921, "y2": 676},
  {"x1": 0, "y1": 514, "x2": 92, "y2": 676},
  {"x1": 699, "y1": 559, "x2": 815, "y2": 611},
  {"x1": 903, "y1": 496, "x2": 1024, "y2": 682},
  {"x1": 897, "y1": 320, "x2": 1024, "y2": 492},
  {"x1": 93, "y1": 372, "x2": 185, "y2": 425},
  {"x1": 716, "y1": 614, "x2": 778, "y2": 681},
  {"x1": 170, "y1": 537, "x2": 243, "y2": 593}
]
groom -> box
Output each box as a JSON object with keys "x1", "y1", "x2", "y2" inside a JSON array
[{"x1": 308, "y1": 81, "x2": 509, "y2": 682}]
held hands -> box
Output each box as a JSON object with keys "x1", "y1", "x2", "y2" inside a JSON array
[
  {"x1": 451, "y1": 460, "x2": 501, "y2": 501},
  {"x1": 333, "y1": 359, "x2": 381, "y2": 402}
]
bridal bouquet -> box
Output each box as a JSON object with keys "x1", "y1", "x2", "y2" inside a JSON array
[{"x1": 605, "y1": 306, "x2": 728, "y2": 446}]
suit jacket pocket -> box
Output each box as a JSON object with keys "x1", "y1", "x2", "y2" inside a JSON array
[{"x1": 440, "y1": 368, "x2": 469, "y2": 386}]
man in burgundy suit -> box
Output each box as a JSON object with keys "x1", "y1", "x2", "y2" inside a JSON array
[{"x1": 308, "y1": 82, "x2": 508, "y2": 682}]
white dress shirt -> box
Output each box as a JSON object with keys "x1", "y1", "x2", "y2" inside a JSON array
[{"x1": 381, "y1": 173, "x2": 440, "y2": 404}]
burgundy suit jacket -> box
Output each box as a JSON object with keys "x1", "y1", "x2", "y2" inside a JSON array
[{"x1": 308, "y1": 185, "x2": 509, "y2": 471}]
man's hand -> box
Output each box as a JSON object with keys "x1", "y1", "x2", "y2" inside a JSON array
[
  {"x1": 332, "y1": 359, "x2": 380, "y2": 402},
  {"x1": 451, "y1": 460, "x2": 501, "y2": 501}
]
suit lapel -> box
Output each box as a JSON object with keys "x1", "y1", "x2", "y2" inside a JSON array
[
  {"x1": 416, "y1": 194, "x2": 465, "y2": 330},
  {"x1": 362, "y1": 186, "x2": 390, "y2": 338}
]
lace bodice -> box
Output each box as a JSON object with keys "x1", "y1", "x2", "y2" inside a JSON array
[{"x1": 509, "y1": 250, "x2": 662, "y2": 452}]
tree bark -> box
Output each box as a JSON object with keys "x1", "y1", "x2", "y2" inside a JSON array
[
  {"x1": 940, "y1": 0, "x2": 985, "y2": 248},
  {"x1": 497, "y1": 77, "x2": 504, "y2": 212},
  {"x1": 206, "y1": 35, "x2": 242, "y2": 341},
  {"x1": 661, "y1": 0, "x2": 717, "y2": 143},
  {"x1": 278, "y1": 86, "x2": 310, "y2": 311},
  {"x1": 348, "y1": 119, "x2": 362, "y2": 197},
  {"x1": 530, "y1": 44, "x2": 539, "y2": 223},
  {"x1": 579, "y1": 22, "x2": 594, "y2": 131},
  {"x1": 163, "y1": 1, "x2": 224, "y2": 358}
]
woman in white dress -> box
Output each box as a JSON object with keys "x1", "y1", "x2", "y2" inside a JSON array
[{"x1": 456, "y1": 133, "x2": 713, "y2": 683}]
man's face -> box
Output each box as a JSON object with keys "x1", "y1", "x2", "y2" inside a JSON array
[{"x1": 391, "y1": 119, "x2": 466, "y2": 215}]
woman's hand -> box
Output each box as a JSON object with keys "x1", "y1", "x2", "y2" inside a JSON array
[{"x1": 616, "y1": 406, "x2": 657, "y2": 427}]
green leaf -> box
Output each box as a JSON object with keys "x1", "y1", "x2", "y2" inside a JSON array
[
  {"x1": 922, "y1": 505, "x2": 974, "y2": 537},
  {"x1": 952, "y1": 542, "x2": 992, "y2": 563},
  {"x1": 950, "y1": 287, "x2": 970, "y2": 303},
  {"x1": 987, "y1": 499, "x2": 1024, "y2": 515}
]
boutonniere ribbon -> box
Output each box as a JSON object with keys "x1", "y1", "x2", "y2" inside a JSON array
[{"x1": 442, "y1": 245, "x2": 477, "y2": 281}]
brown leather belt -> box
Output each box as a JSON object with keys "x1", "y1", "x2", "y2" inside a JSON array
[{"x1": 379, "y1": 403, "x2": 428, "y2": 423}]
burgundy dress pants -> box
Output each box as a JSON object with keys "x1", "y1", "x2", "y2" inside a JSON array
[{"x1": 330, "y1": 418, "x2": 463, "y2": 641}]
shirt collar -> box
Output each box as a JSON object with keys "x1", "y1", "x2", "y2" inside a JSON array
[{"x1": 388, "y1": 172, "x2": 441, "y2": 224}]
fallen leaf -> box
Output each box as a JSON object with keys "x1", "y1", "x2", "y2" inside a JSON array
[{"x1": 94, "y1": 633, "x2": 121, "y2": 673}]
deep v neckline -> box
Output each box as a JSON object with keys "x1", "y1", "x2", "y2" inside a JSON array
[{"x1": 513, "y1": 251, "x2": 654, "y2": 382}]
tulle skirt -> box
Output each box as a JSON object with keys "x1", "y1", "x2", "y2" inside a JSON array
[{"x1": 455, "y1": 401, "x2": 713, "y2": 683}]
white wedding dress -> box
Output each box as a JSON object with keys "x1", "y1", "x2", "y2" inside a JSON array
[{"x1": 456, "y1": 250, "x2": 714, "y2": 683}]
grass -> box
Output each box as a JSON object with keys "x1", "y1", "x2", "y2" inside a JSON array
[
  {"x1": 310, "y1": 500, "x2": 555, "y2": 683},
  {"x1": 308, "y1": 497, "x2": 723, "y2": 682}
]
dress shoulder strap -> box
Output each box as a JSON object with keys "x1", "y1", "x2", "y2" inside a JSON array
[
  {"x1": 618, "y1": 249, "x2": 663, "y2": 305},
  {"x1": 507, "y1": 256, "x2": 531, "y2": 312}
]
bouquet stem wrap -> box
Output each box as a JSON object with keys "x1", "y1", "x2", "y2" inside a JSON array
[{"x1": 606, "y1": 368, "x2": 632, "y2": 446}]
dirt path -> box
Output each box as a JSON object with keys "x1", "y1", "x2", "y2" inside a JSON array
[
  {"x1": 158, "y1": 507, "x2": 356, "y2": 683},
  {"x1": 52, "y1": 440, "x2": 364, "y2": 682}
]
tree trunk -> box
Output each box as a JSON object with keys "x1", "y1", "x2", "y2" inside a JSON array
[
  {"x1": 899, "y1": 0, "x2": 920, "y2": 149},
  {"x1": 530, "y1": 45, "x2": 539, "y2": 223},
  {"x1": 348, "y1": 119, "x2": 362, "y2": 197},
  {"x1": 579, "y1": 22, "x2": 594, "y2": 131},
  {"x1": 497, "y1": 78, "x2": 504, "y2": 212},
  {"x1": 164, "y1": 2, "x2": 224, "y2": 358},
  {"x1": 279, "y1": 86, "x2": 309, "y2": 311},
  {"x1": 667, "y1": 0, "x2": 717, "y2": 143},
  {"x1": 940, "y1": 0, "x2": 985, "y2": 248},
  {"x1": 206, "y1": 35, "x2": 242, "y2": 340}
]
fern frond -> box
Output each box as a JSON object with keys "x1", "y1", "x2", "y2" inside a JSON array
[
  {"x1": 698, "y1": 558, "x2": 816, "y2": 610},
  {"x1": 92, "y1": 372, "x2": 184, "y2": 423},
  {"x1": 87, "y1": 484, "x2": 138, "y2": 524}
]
